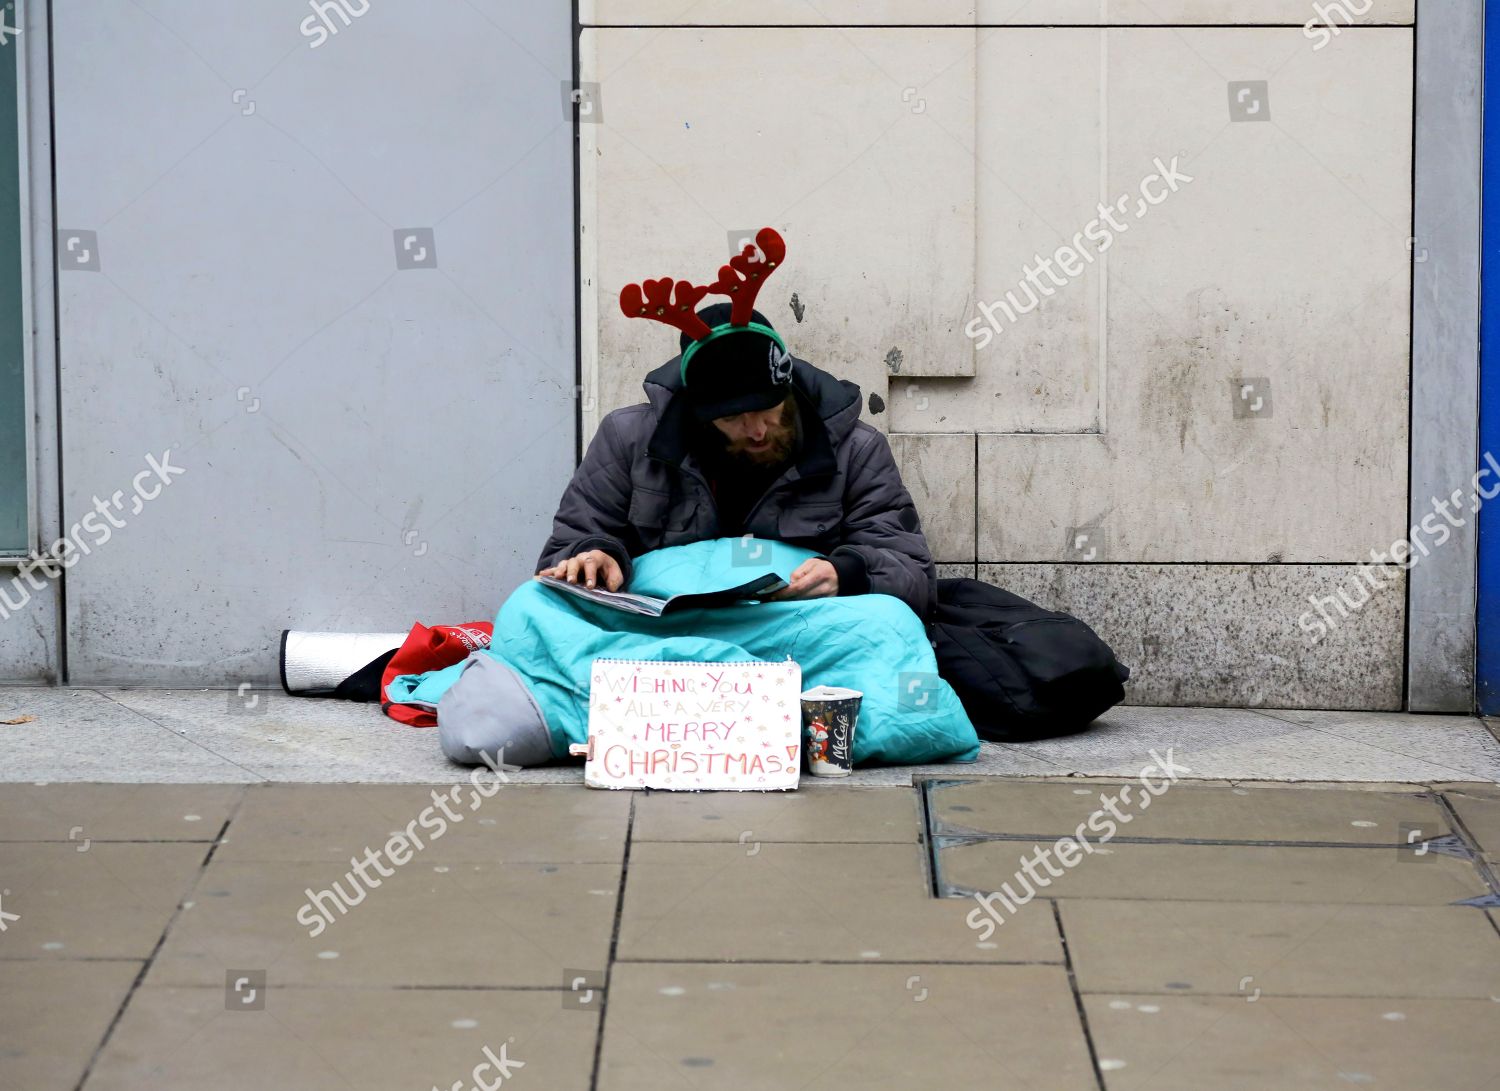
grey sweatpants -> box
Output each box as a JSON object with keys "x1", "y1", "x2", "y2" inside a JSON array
[{"x1": 436, "y1": 653, "x2": 554, "y2": 768}]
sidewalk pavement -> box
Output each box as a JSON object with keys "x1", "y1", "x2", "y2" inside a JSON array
[
  {"x1": 1, "y1": 690, "x2": 1499, "y2": 1088},
  {"x1": 2, "y1": 687, "x2": 1499, "y2": 784}
]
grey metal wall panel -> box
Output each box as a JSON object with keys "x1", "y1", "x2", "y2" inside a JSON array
[
  {"x1": 50, "y1": 0, "x2": 576, "y2": 684},
  {"x1": 1408, "y1": 0, "x2": 1483, "y2": 711}
]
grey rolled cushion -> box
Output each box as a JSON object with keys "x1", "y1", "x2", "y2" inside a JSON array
[{"x1": 436, "y1": 653, "x2": 553, "y2": 768}]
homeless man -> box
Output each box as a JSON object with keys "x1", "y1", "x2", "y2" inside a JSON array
[
  {"x1": 436, "y1": 227, "x2": 944, "y2": 768},
  {"x1": 539, "y1": 229, "x2": 935, "y2": 621},
  {"x1": 534, "y1": 304, "x2": 935, "y2": 617}
]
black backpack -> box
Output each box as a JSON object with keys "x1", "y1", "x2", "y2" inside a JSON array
[{"x1": 928, "y1": 578, "x2": 1130, "y2": 742}]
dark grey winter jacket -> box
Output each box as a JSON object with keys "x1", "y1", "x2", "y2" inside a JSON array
[{"x1": 537, "y1": 354, "x2": 938, "y2": 619}]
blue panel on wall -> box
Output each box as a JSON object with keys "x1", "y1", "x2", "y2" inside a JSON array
[{"x1": 1480, "y1": 1, "x2": 1500, "y2": 713}]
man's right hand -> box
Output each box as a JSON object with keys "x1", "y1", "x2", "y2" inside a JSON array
[{"x1": 536, "y1": 549, "x2": 625, "y2": 591}]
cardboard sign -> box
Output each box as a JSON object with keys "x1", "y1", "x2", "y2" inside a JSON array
[{"x1": 577, "y1": 659, "x2": 802, "y2": 790}]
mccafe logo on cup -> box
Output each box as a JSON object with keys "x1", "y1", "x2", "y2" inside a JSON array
[{"x1": 799, "y1": 685, "x2": 863, "y2": 778}]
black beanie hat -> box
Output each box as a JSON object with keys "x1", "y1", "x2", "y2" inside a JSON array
[{"x1": 678, "y1": 303, "x2": 792, "y2": 422}]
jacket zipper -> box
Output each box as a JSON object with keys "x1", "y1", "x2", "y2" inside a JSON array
[{"x1": 742, "y1": 469, "x2": 799, "y2": 530}]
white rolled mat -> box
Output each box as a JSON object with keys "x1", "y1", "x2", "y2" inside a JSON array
[{"x1": 280, "y1": 630, "x2": 409, "y2": 695}]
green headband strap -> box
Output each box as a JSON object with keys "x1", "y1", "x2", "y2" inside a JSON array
[{"x1": 679, "y1": 321, "x2": 787, "y2": 385}]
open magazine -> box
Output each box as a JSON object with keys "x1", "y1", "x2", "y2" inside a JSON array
[{"x1": 535, "y1": 572, "x2": 788, "y2": 617}]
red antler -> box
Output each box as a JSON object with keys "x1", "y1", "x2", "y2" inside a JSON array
[
  {"x1": 618, "y1": 277, "x2": 713, "y2": 339},
  {"x1": 618, "y1": 227, "x2": 787, "y2": 338},
  {"x1": 708, "y1": 227, "x2": 786, "y2": 327}
]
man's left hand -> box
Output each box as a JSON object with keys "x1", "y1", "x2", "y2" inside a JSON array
[{"x1": 763, "y1": 558, "x2": 839, "y2": 601}]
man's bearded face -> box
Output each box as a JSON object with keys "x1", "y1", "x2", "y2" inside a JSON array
[{"x1": 710, "y1": 397, "x2": 796, "y2": 465}]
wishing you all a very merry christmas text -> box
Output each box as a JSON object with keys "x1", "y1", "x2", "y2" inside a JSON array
[{"x1": 592, "y1": 667, "x2": 798, "y2": 778}]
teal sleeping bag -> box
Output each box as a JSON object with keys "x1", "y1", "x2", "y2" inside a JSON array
[{"x1": 389, "y1": 537, "x2": 979, "y2": 765}]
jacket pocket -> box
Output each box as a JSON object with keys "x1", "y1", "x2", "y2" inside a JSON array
[
  {"x1": 628, "y1": 487, "x2": 692, "y2": 550},
  {"x1": 777, "y1": 502, "x2": 843, "y2": 544}
]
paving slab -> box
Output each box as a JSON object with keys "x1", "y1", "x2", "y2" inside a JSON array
[
  {"x1": 907, "y1": 704, "x2": 1500, "y2": 784},
  {"x1": 0, "y1": 842, "x2": 206, "y2": 959},
  {"x1": 597, "y1": 962, "x2": 1095, "y2": 1090},
  {"x1": 1253, "y1": 708, "x2": 1500, "y2": 782},
  {"x1": 1443, "y1": 783, "x2": 1500, "y2": 862},
  {"x1": 146, "y1": 858, "x2": 620, "y2": 988},
  {"x1": 1059, "y1": 900, "x2": 1500, "y2": 998},
  {"x1": 87, "y1": 985, "x2": 596, "y2": 1091},
  {"x1": 0, "y1": 960, "x2": 140, "y2": 1091},
  {"x1": 8, "y1": 689, "x2": 1500, "y2": 784},
  {"x1": 1084, "y1": 995, "x2": 1500, "y2": 1090},
  {"x1": 940, "y1": 840, "x2": 1491, "y2": 905},
  {"x1": 631, "y1": 786, "x2": 919, "y2": 843},
  {"x1": 0, "y1": 686, "x2": 170, "y2": 728},
  {"x1": 0, "y1": 783, "x2": 242, "y2": 842},
  {"x1": 213, "y1": 784, "x2": 629, "y2": 864},
  {"x1": 0, "y1": 687, "x2": 584, "y2": 784},
  {"x1": 97, "y1": 687, "x2": 468, "y2": 783},
  {"x1": 931, "y1": 780, "x2": 1448, "y2": 844},
  {"x1": 617, "y1": 841, "x2": 1060, "y2": 964},
  {"x1": 0, "y1": 692, "x2": 262, "y2": 783}
]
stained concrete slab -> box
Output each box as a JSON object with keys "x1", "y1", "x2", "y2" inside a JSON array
[
  {"x1": 1060, "y1": 900, "x2": 1500, "y2": 998},
  {"x1": 0, "y1": 686, "x2": 587, "y2": 784},
  {"x1": 0, "y1": 689, "x2": 264, "y2": 783},
  {"x1": 0, "y1": 685, "x2": 172, "y2": 728},
  {"x1": 213, "y1": 784, "x2": 629, "y2": 864},
  {"x1": 146, "y1": 858, "x2": 620, "y2": 988},
  {"x1": 0, "y1": 960, "x2": 140, "y2": 1091},
  {"x1": 7, "y1": 689, "x2": 1500, "y2": 786},
  {"x1": 96, "y1": 687, "x2": 486, "y2": 783},
  {"x1": 0, "y1": 718, "x2": 265, "y2": 783},
  {"x1": 617, "y1": 841, "x2": 1060, "y2": 964},
  {"x1": 87, "y1": 985, "x2": 596, "y2": 1091},
  {"x1": 0, "y1": 842, "x2": 206, "y2": 959},
  {"x1": 0, "y1": 783, "x2": 242, "y2": 841},
  {"x1": 915, "y1": 704, "x2": 1500, "y2": 785},
  {"x1": 597, "y1": 963, "x2": 1096, "y2": 1090},
  {"x1": 1253, "y1": 708, "x2": 1500, "y2": 781},
  {"x1": 931, "y1": 780, "x2": 1449, "y2": 844},
  {"x1": 940, "y1": 840, "x2": 1490, "y2": 905},
  {"x1": 632, "y1": 786, "x2": 919, "y2": 843},
  {"x1": 1084, "y1": 995, "x2": 1500, "y2": 1091},
  {"x1": 1441, "y1": 783, "x2": 1500, "y2": 862}
]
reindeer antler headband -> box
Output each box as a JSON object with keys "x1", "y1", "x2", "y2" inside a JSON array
[{"x1": 618, "y1": 226, "x2": 788, "y2": 383}]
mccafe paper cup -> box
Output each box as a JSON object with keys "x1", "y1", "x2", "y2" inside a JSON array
[{"x1": 800, "y1": 685, "x2": 862, "y2": 777}]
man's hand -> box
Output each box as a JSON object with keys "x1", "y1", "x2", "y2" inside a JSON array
[
  {"x1": 763, "y1": 558, "x2": 839, "y2": 601},
  {"x1": 536, "y1": 549, "x2": 624, "y2": 592}
]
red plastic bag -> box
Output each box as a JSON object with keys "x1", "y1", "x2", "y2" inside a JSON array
[{"x1": 381, "y1": 622, "x2": 493, "y2": 727}]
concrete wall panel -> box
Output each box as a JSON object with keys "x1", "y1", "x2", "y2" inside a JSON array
[
  {"x1": 581, "y1": 13, "x2": 1420, "y2": 712},
  {"x1": 983, "y1": 561, "x2": 1405, "y2": 709},
  {"x1": 977, "y1": 29, "x2": 1411, "y2": 564},
  {"x1": 582, "y1": 26, "x2": 977, "y2": 439},
  {"x1": 890, "y1": 29, "x2": 1102, "y2": 433},
  {"x1": 890, "y1": 433, "x2": 976, "y2": 563}
]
